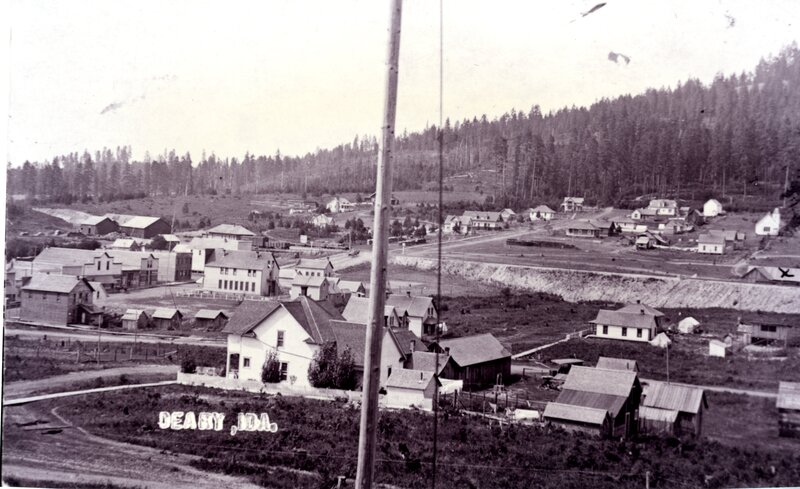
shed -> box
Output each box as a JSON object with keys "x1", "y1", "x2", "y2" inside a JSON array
[
  {"x1": 640, "y1": 381, "x2": 707, "y2": 436},
  {"x1": 777, "y1": 381, "x2": 800, "y2": 438},
  {"x1": 430, "y1": 333, "x2": 512, "y2": 388},
  {"x1": 79, "y1": 216, "x2": 119, "y2": 236},
  {"x1": 194, "y1": 309, "x2": 229, "y2": 330},
  {"x1": 151, "y1": 308, "x2": 183, "y2": 329},
  {"x1": 121, "y1": 309, "x2": 148, "y2": 330},
  {"x1": 384, "y1": 369, "x2": 441, "y2": 410},
  {"x1": 678, "y1": 317, "x2": 700, "y2": 334},
  {"x1": 596, "y1": 357, "x2": 639, "y2": 372},
  {"x1": 709, "y1": 339, "x2": 729, "y2": 358}
]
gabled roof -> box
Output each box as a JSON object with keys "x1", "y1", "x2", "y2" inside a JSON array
[
  {"x1": 435, "y1": 333, "x2": 511, "y2": 367},
  {"x1": 221, "y1": 301, "x2": 281, "y2": 335},
  {"x1": 336, "y1": 280, "x2": 365, "y2": 293},
  {"x1": 642, "y1": 381, "x2": 706, "y2": 414},
  {"x1": 639, "y1": 406, "x2": 679, "y2": 424},
  {"x1": 462, "y1": 211, "x2": 502, "y2": 221},
  {"x1": 105, "y1": 250, "x2": 158, "y2": 270},
  {"x1": 562, "y1": 197, "x2": 585, "y2": 204},
  {"x1": 444, "y1": 215, "x2": 462, "y2": 224},
  {"x1": 777, "y1": 381, "x2": 800, "y2": 411},
  {"x1": 385, "y1": 294, "x2": 434, "y2": 318},
  {"x1": 195, "y1": 309, "x2": 229, "y2": 320},
  {"x1": 555, "y1": 388, "x2": 628, "y2": 418},
  {"x1": 207, "y1": 224, "x2": 255, "y2": 237},
  {"x1": 223, "y1": 296, "x2": 342, "y2": 345},
  {"x1": 342, "y1": 296, "x2": 396, "y2": 324},
  {"x1": 295, "y1": 258, "x2": 333, "y2": 270},
  {"x1": 81, "y1": 215, "x2": 113, "y2": 225},
  {"x1": 292, "y1": 274, "x2": 328, "y2": 287},
  {"x1": 152, "y1": 308, "x2": 182, "y2": 320},
  {"x1": 590, "y1": 310, "x2": 658, "y2": 330},
  {"x1": 33, "y1": 247, "x2": 114, "y2": 268},
  {"x1": 119, "y1": 216, "x2": 165, "y2": 229},
  {"x1": 121, "y1": 309, "x2": 147, "y2": 321},
  {"x1": 616, "y1": 303, "x2": 665, "y2": 317},
  {"x1": 567, "y1": 220, "x2": 598, "y2": 231},
  {"x1": 328, "y1": 320, "x2": 367, "y2": 368},
  {"x1": 409, "y1": 351, "x2": 448, "y2": 374},
  {"x1": 110, "y1": 238, "x2": 138, "y2": 249},
  {"x1": 561, "y1": 366, "x2": 639, "y2": 398},
  {"x1": 385, "y1": 369, "x2": 439, "y2": 390},
  {"x1": 544, "y1": 402, "x2": 609, "y2": 425},
  {"x1": 206, "y1": 250, "x2": 278, "y2": 270},
  {"x1": 698, "y1": 234, "x2": 726, "y2": 246},
  {"x1": 596, "y1": 357, "x2": 639, "y2": 372},
  {"x1": 21, "y1": 274, "x2": 92, "y2": 294},
  {"x1": 531, "y1": 205, "x2": 555, "y2": 214},
  {"x1": 390, "y1": 328, "x2": 423, "y2": 358}
]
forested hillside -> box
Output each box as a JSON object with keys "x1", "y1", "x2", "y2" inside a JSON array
[{"x1": 7, "y1": 45, "x2": 800, "y2": 208}]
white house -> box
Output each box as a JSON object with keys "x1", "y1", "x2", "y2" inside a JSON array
[
  {"x1": 648, "y1": 199, "x2": 678, "y2": 216},
  {"x1": 384, "y1": 369, "x2": 441, "y2": 410},
  {"x1": 560, "y1": 197, "x2": 584, "y2": 212},
  {"x1": 203, "y1": 250, "x2": 280, "y2": 296},
  {"x1": 443, "y1": 215, "x2": 463, "y2": 234},
  {"x1": 294, "y1": 257, "x2": 334, "y2": 278},
  {"x1": 289, "y1": 275, "x2": 330, "y2": 301},
  {"x1": 703, "y1": 199, "x2": 723, "y2": 217},
  {"x1": 462, "y1": 211, "x2": 503, "y2": 230},
  {"x1": 205, "y1": 224, "x2": 255, "y2": 243},
  {"x1": 178, "y1": 236, "x2": 252, "y2": 273},
  {"x1": 697, "y1": 234, "x2": 726, "y2": 254},
  {"x1": 530, "y1": 205, "x2": 556, "y2": 221},
  {"x1": 385, "y1": 293, "x2": 438, "y2": 337},
  {"x1": 591, "y1": 303, "x2": 664, "y2": 342},
  {"x1": 755, "y1": 208, "x2": 781, "y2": 236},
  {"x1": 326, "y1": 197, "x2": 354, "y2": 213}
]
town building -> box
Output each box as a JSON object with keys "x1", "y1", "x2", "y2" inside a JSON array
[
  {"x1": 205, "y1": 224, "x2": 255, "y2": 243},
  {"x1": 32, "y1": 248, "x2": 124, "y2": 290},
  {"x1": 697, "y1": 234, "x2": 726, "y2": 254},
  {"x1": 294, "y1": 257, "x2": 334, "y2": 278},
  {"x1": 122, "y1": 309, "x2": 148, "y2": 330},
  {"x1": 777, "y1": 381, "x2": 800, "y2": 438},
  {"x1": 640, "y1": 381, "x2": 707, "y2": 436},
  {"x1": 107, "y1": 250, "x2": 160, "y2": 289},
  {"x1": 151, "y1": 308, "x2": 183, "y2": 329},
  {"x1": 429, "y1": 333, "x2": 511, "y2": 389},
  {"x1": 78, "y1": 216, "x2": 119, "y2": 236},
  {"x1": 289, "y1": 275, "x2": 330, "y2": 301},
  {"x1": 703, "y1": 199, "x2": 724, "y2": 217},
  {"x1": 384, "y1": 369, "x2": 440, "y2": 410},
  {"x1": 117, "y1": 216, "x2": 172, "y2": 239},
  {"x1": 385, "y1": 293, "x2": 438, "y2": 337},
  {"x1": 737, "y1": 321, "x2": 794, "y2": 346},
  {"x1": 560, "y1": 197, "x2": 584, "y2": 212},
  {"x1": 529, "y1": 205, "x2": 556, "y2": 221},
  {"x1": 149, "y1": 250, "x2": 193, "y2": 282},
  {"x1": 177, "y1": 236, "x2": 252, "y2": 273},
  {"x1": 19, "y1": 274, "x2": 94, "y2": 326},
  {"x1": 543, "y1": 366, "x2": 642, "y2": 438},
  {"x1": 194, "y1": 309, "x2": 229, "y2": 330},
  {"x1": 203, "y1": 250, "x2": 280, "y2": 296},
  {"x1": 566, "y1": 221, "x2": 602, "y2": 238},
  {"x1": 708, "y1": 339, "x2": 730, "y2": 358},
  {"x1": 591, "y1": 303, "x2": 664, "y2": 342},
  {"x1": 755, "y1": 208, "x2": 781, "y2": 236}
]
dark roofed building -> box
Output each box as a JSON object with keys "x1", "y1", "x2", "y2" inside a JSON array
[
  {"x1": 118, "y1": 215, "x2": 171, "y2": 239},
  {"x1": 429, "y1": 333, "x2": 511, "y2": 388},
  {"x1": 79, "y1": 216, "x2": 119, "y2": 236},
  {"x1": 20, "y1": 274, "x2": 95, "y2": 326},
  {"x1": 194, "y1": 309, "x2": 229, "y2": 330}
]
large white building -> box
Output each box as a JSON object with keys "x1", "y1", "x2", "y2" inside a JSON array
[
  {"x1": 203, "y1": 250, "x2": 280, "y2": 296},
  {"x1": 755, "y1": 208, "x2": 781, "y2": 236},
  {"x1": 591, "y1": 303, "x2": 664, "y2": 342},
  {"x1": 703, "y1": 199, "x2": 723, "y2": 217}
]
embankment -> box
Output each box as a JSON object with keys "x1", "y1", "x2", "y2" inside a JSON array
[{"x1": 391, "y1": 255, "x2": 800, "y2": 313}]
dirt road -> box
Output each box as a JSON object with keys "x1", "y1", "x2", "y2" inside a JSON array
[{"x1": 4, "y1": 326, "x2": 225, "y2": 347}]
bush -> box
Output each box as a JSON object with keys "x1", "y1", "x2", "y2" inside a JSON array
[
  {"x1": 262, "y1": 351, "x2": 281, "y2": 383},
  {"x1": 181, "y1": 357, "x2": 197, "y2": 374}
]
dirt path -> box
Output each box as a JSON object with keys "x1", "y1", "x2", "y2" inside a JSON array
[
  {"x1": 3, "y1": 365, "x2": 179, "y2": 400},
  {"x1": 2, "y1": 402, "x2": 263, "y2": 489}
]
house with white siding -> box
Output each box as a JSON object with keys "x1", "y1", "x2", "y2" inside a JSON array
[
  {"x1": 529, "y1": 205, "x2": 555, "y2": 221},
  {"x1": 755, "y1": 208, "x2": 781, "y2": 236},
  {"x1": 697, "y1": 234, "x2": 726, "y2": 254},
  {"x1": 203, "y1": 250, "x2": 280, "y2": 296},
  {"x1": 385, "y1": 293, "x2": 438, "y2": 337},
  {"x1": 591, "y1": 303, "x2": 664, "y2": 342},
  {"x1": 384, "y1": 369, "x2": 441, "y2": 410},
  {"x1": 703, "y1": 199, "x2": 723, "y2": 217}
]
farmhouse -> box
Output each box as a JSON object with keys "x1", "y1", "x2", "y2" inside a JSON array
[
  {"x1": 79, "y1": 216, "x2": 119, "y2": 236},
  {"x1": 443, "y1": 215, "x2": 463, "y2": 233},
  {"x1": 777, "y1": 381, "x2": 800, "y2": 438},
  {"x1": 206, "y1": 224, "x2": 255, "y2": 242},
  {"x1": 117, "y1": 215, "x2": 172, "y2": 239},
  {"x1": 204, "y1": 250, "x2": 280, "y2": 296},
  {"x1": 194, "y1": 309, "x2": 229, "y2": 330},
  {"x1": 19, "y1": 275, "x2": 94, "y2": 326},
  {"x1": 385, "y1": 293, "x2": 437, "y2": 337},
  {"x1": 122, "y1": 309, "x2": 148, "y2": 330},
  {"x1": 342, "y1": 296, "x2": 403, "y2": 328},
  {"x1": 385, "y1": 369, "x2": 441, "y2": 410},
  {"x1": 560, "y1": 197, "x2": 584, "y2": 212},
  {"x1": 289, "y1": 275, "x2": 330, "y2": 301},
  {"x1": 639, "y1": 381, "x2": 707, "y2": 436},
  {"x1": 326, "y1": 197, "x2": 354, "y2": 213},
  {"x1": 596, "y1": 357, "x2": 639, "y2": 372},
  {"x1": 708, "y1": 229, "x2": 746, "y2": 249},
  {"x1": 591, "y1": 303, "x2": 664, "y2": 342},
  {"x1": 151, "y1": 308, "x2": 183, "y2": 329},
  {"x1": 697, "y1": 234, "x2": 726, "y2": 254},
  {"x1": 755, "y1": 208, "x2": 781, "y2": 236},
  {"x1": 703, "y1": 199, "x2": 724, "y2": 217},
  {"x1": 312, "y1": 214, "x2": 335, "y2": 228},
  {"x1": 530, "y1": 205, "x2": 555, "y2": 221},
  {"x1": 543, "y1": 366, "x2": 642, "y2": 438},
  {"x1": 462, "y1": 211, "x2": 503, "y2": 230},
  {"x1": 429, "y1": 333, "x2": 511, "y2": 388}
]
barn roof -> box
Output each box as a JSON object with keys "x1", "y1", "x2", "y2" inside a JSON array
[
  {"x1": 295, "y1": 258, "x2": 333, "y2": 270},
  {"x1": 556, "y1": 388, "x2": 628, "y2": 418},
  {"x1": 33, "y1": 247, "x2": 114, "y2": 267},
  {"x1": 385, "y1": 294, "x2": 434, "y2": 318},
  {"x1": 642, "y1": 381, "x2": 706, "y2": 414},
  {"x1": 567, "y1": 220, "x2": 598, "y2": 231},
  {"x1": 698, "y1": 234, "x2": 726, "y2": 246},
  {"x1": 292, "y1": 274, "x2": 328, "y2": 287},
  {"x1": 195, "y1": 309, "x2": 228, "y2": 320},
  {"x1": 562, "y1": 366, "x2": 639, "y2": 397},
  {"x1": 639, "y1": 406, "x2": 679, "y2": 423},
  {"x1": 777, "y1": 382, "x2": 800, "y2": 411},
  {"x1": 207, "y1": 224, "x2": 255, "y2": 236},
  {"x1": 590, "y1": 310, "x2": 658, "y2": 330},
  {"x1": 543, "y1": 402, "x2": 609, "y2": 425},
  {"x1": 81, "y1": 215, "x2": 112, "y2": 225},
  {"x1": 596, "y1": 357, "x2": 639, "y2": 372},
  {"x1": 385, "y1": 369, "x2": 439, "y2": 390},
  {"x1": 21, "y1": 274, "x2": 92, "y2": 294},
  {"x1": 221, "y1": 301, "x2": 281, "y2": 335},
  {"x1": 436, "y1": 333, "x2": 511, "y2": 367},
  {"x1": 152, "y1": 308, "x2": 182, "y2": 320},
  {"x1": 206, "y1": 250, "x2": 277, "y2": 270}
]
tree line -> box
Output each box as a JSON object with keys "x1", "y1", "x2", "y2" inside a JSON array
[{"x1": 7, "y1": 44, "x2": 800, "y2": 208}]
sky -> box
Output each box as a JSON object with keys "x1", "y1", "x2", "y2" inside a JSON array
[{"x1": 4, "y1": 0, "x2": 800, "y2": 165}]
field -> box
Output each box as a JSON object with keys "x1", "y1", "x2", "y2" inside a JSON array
[
  {"x1": 340, "y1": 262, "x2": 501, "y2": 297},
  {"x1": 31, "y1": 384, "x2": 799, "y2": 489}
]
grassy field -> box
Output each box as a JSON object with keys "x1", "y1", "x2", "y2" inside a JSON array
[
  {"x1": 51, "y1": 384, "x2": 800, "y2": 489},
  {"x1": 340, "y1": 263, "x2": 501, "y2": 297}
]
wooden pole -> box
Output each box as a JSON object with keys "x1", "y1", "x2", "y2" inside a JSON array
[{"x1": 355, "y1": 2, "x2": 402, "y2": 486}]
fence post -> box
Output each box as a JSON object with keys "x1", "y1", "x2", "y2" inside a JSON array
[
  {"x1": 114, "y1": 348, "x2": 117, "y2": 362},
  {"x1": 129, "y1": 345, "x2": 133, "y2": 360}
]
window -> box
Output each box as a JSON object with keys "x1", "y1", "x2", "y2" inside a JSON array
[
  {"x1": 106, "y1": 262, "x2": 109, "y2": 270},
  {"x1": 602, "y1": 325, "x2": 608, "y2": 335},
  {"x1": 637, "y1": 328, "x2": 642, "y2": 338},
  {"x1": 387, "y1": 366, "x2": 392, "y2": 377},
  {"x1": 97, "y1": 262, "x2": 101, "y2": 270},
  {"x1": 277, "y1": 330, "x2": 285, "y2": 348},
  {"x1": 279, "y1": 363, "x2": 288, "y2": 381},
  {"x1": 218, "y1": 280, "x2": 222, "y2": 289},
  {"x1": 622, "y1": 327, "x2": 628, "y2": 337},
  {"x1": 763, "y1": 226, "x2": 770, "y2": 233},
  {"x1": 233, "y1": 269, "x2": 237, "y2": 276},
  {"x1": 224, "y1": 280, "x2": 228, "y2": 289},
  {"x1": 243, "y1": 357, "x2": 251, "y2": 368},
  {"x1": 761, "y1": 325, "x2": 777, "y2": 333},
  {"x1": 252, "y1": 282, "x2": 256, "y2": 292}
]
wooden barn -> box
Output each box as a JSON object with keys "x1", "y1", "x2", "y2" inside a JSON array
[
  {"x1": 78, "y1": 216, "x2": 119, "y2": 236},
  {"x1": 119, "y1": 216, "x2": 171, "y2": 239},
  {"x1": 194, "y1": 309, "x2": 229, "y2": 330},
  {"x1": 151, "y1": 308, "x2": 183, "y2": 329},
  {"x1": 778, "y1": 381, "x2": 800, "y2": 438},
  {"x1": 639, "y1": 381, "x2": 707, "y2": 436},
  {"x1": 122, "y1": 309, "x2": 148, "y2": 330},
  {"x1": 429, "y1": 333, "x2": 511, "y2": 389}
]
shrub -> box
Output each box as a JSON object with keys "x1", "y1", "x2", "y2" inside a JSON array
[
  {"x1": 262, "y1": 351, "x2": 281, "y2": 383},
  {"x1": 181, "y1": 357, "x2": 197, "y2": 374}
]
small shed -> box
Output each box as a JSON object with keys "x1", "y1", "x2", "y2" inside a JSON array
[
  {"x1": 152, "y1": 308, "x2": 184, "y2": 329},
  {"x1": 777, "y1": 381, "x2": 800, "y2": 438},
  {"x1": 596, "y1": 357, "x2": 639, "y2": 372},
  {"x1": 709, "y1": 339, "x2": 729, "y2": 358},
  {"x1": 194, "y1": 309, "x2": 229, "y2": 330},
  {"x1": 122, "y1": 309, "x2": 148, "y2": 330},
  {"x1": 678, "y1": 317, "x2": 700, "y2": 334},
  {"x1": 640, "y1": 381, "x2": 707, "y2": 436},
  {"x1": 384, "y1": 369, "x2": 441, "y2": 410}
]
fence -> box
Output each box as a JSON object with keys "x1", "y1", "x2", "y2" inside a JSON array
[
  {"x1": 438, "y1": 389, "x2": 548, "y2": 417},
  {"x1": 5, "y1": 335, "x2": 178, "y2": 365},
  {"x1": 177, "y1": 372, "x2": 365, "y2": 403},
  {"x1": 175, "y1": 289, "x2": 283, "y2": 302}
]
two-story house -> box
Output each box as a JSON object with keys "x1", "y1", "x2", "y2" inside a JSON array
[
  {"x1": 20, "y1": 274, "x2": 94, "y2": 326},
  {"x1": 204, "y1": 250, "x2": 280, "y2": 296}
]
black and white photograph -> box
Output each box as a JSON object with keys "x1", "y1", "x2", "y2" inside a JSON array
[{"x1": 2, "y1": 0, "x2": 800, "y2": 488}]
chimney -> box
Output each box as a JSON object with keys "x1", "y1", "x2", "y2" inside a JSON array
[
  {"x1": 636, "y1": 299, "x2": 641, "y2": 304},
  {"x1": 406, "y1": 290, "x2": 411, "y2": 298},
  {"x1": 419, "y1": 371, "x2": 424, "y2": 382},
  {"x1": 410, "y1": 340, "x2": 415, "y2": 352},
  {"x1": 444, "y1": 347, "x2": 450, "y2": 355}
]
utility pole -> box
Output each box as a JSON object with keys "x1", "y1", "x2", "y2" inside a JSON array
[
  {"x1": 784, "y1": 165, "x2": 790, "y2": 208},
  {"x1": 355, "y1": 1, "x2": 403, "y2": 487}
]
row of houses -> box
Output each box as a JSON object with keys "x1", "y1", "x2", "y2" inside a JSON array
[{"x1": 121, "y1": 308, "x2": 229, "y2": 330}]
